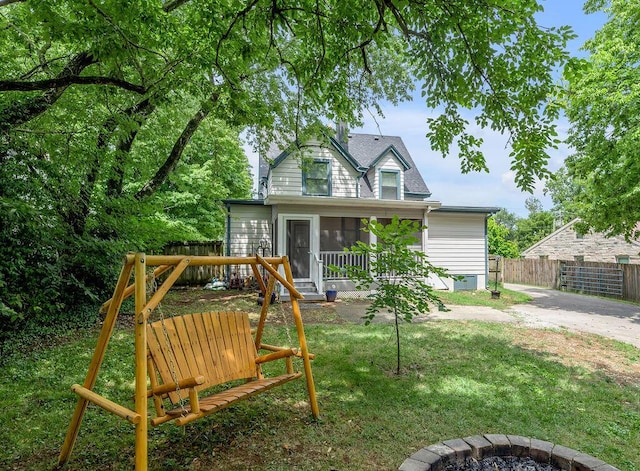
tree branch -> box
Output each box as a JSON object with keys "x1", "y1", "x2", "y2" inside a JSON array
[
  {"x1": 0, "y1": 51, "x2": 96, "y2": 131},
  {"x1": 162, "y1": 0, "x2": 191, "y2": 12},
  {"x1": 135, "y1": 92, "x2": 219, "y2": 200},
  {"x1": 215, "y1": 0, "x2": 260, "y2": 87},
  {"x1": 0, "y1": 0, "x2": 25, "y2": 7},
  {"x1": 0, "y1": 75, "x2": 147, "y2": 94}
]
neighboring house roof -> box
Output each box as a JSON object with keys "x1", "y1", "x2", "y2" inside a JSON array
[
  {"x1": 259, "y1": 131, "x2": 431, "y2": 198},
  {"x1": 521, "y1": 218, "x2": 640, "y2": 257},
  {"x1": 521, "y1": 218, "x2": 578, "y2": 256}
]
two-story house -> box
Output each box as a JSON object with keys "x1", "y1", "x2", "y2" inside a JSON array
[{"x1": 224, "y1": 129, "x2": 498, "y2": 297}]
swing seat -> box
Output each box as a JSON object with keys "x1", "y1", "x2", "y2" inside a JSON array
[{"x1": 146, "y1": 311, "x2": 303, "y2": 426}]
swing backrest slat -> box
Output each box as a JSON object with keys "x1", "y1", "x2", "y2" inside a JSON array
[{"x1": 147, "y1": 311, "x2": 258, "y2": 404}]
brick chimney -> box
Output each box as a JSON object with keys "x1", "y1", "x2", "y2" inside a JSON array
[{"x1": 336, "y1": 122, "x2": 348, "y2": 151}]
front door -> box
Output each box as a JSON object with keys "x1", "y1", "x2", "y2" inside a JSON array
[{"x1": 287, "y1": 220, "x2": 310, "y2": 279}]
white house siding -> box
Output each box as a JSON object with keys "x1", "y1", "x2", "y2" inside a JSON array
[
  {"x1": 269, "y1": 143, "x2": 358, "y2": 198},
  {"x1": 372, "y1": 154, "x2": 404, "y2": 200},
  {"x1": 268, "y1": 154, "x2": 303, "y2": 196},
  {"x1": 427, "y1": 212, "x2": 488, "y2": 290},
  {"x1": 331, "y1": 158, "x2": 358, "y2": 198},
  {"x1": 227, "y1": 203, "x2": 273, "y2": 276}
]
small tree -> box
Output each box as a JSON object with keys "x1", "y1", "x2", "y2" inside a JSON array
[
  {"x1": 333, "y1": 216, "x2": 449, "y2": 374},
  {"x1": 488, "y1": 218, "x2": 520, "y2": 258}
]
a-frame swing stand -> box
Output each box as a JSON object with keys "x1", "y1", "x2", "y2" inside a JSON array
[{"x1": 58, "y1": 253, "x2": 319, "y2": 470}]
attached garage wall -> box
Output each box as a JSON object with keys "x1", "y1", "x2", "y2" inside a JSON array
[
  {"x1": 427, "y1": 212, "x2": 488, "y2": 290},
  {"x1": 227, "y1": 203, "x2": 273, "y2": 276}
]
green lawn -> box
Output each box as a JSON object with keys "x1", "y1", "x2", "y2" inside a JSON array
[
  {"x1": 436, "y1": 284, "x2": 532, "y2": 309},
  {"x1": 1, "y1": 291, "x2": 639, "y2": 470}
]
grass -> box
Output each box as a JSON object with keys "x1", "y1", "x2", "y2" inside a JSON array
[
  {"x1": 1, "y1": 289, "x2": 639, "y2": 470},
  {"x1": 436, "y1": 284, "x2": 532, "y2": 309}
]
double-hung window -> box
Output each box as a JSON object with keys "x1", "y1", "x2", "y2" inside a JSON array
[
  {"x1": 380, "y1": 170, "x2": 400, "y2": 200},
  {"x1": 303, "y1": 160, "x2": 331, "y2": 196}
]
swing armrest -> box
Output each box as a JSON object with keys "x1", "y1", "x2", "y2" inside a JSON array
[
  {"x1": 255, "y1": 348, "x2": 297, "y2": 364},
  {"x1": 147, "y1": 375, "x2": 205, "y2": 397},
  {"x1": 258, "y1": 343, "x2": 316, "y2": 360}
]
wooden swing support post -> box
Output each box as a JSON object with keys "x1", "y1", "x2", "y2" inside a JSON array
[{"x1": 58, "y1": 253, "x2": 319, "y2": 471}]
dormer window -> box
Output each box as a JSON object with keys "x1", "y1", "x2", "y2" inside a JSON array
[
  {"x1": 380, "y1": 170, "x2": 400, "y2": 200},
  {"x1": 303, "y1": 159, "x2": 331, "y2": 196}
]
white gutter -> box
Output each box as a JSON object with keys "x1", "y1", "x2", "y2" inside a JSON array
[{"x1": 265, "y1": 195, "x2": 442, "y2": 211}]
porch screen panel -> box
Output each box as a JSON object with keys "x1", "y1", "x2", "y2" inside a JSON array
[
  {"x1": 320, "y1": 217, "x2": 368, "y2": 251},
  {"x1": 377, "y1": 218, "x2": 423, "y2": 245}
]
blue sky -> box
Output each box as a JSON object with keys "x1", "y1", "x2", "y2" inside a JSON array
[{"x1": 245, "y1": 1, "x2": 606, "y2": 217}]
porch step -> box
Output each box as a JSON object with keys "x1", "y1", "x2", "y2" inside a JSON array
[
  {"x1": 284, "y1": 292, "x2": 326, "y2": 302},
  {"x1": 280, "y1": 281, "x2": 325, "y2": 302},
  {"x1": 294, "y1": 281, "x2": 316, "y2": 291}
]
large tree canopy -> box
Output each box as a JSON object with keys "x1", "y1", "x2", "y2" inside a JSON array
[
  {"x1": 563, "y1": 0, "x2": 640, "y2": 239},
  {"x1": 0, "y1": 0, "x2": 573, "y2": 332},
  {"x1": 2, "y1": 0, "x2": 573, "y2": 185}
]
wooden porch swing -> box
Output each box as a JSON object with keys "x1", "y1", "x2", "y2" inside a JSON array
[{"x1": 58, "y1": 253, "x2": 319, "y2": 471}]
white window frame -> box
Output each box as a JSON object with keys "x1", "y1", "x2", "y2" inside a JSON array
[
  {"x1": 379, "y1": 169, "x2": 400, "y2": 200},
  {"x1": 302, "y1": 159, "x2": 331, "y2": 196},
  {"x1": 616, "y1": 255, "x2": 630, "y2": 264}
]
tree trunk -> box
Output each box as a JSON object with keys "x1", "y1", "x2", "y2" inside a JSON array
[
  {"x1": 104, "y1": 98, "x2": 157, "y2": 199},
  {"x1": 394, "y1": 305, "x2": 401, "y2": 375},
  {"x1": 135, "y1": 92, "x2": 218, "y2": 200}
]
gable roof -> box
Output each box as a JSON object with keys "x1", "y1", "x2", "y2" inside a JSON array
[
  {"x1": 347, "y1": 133, "x2": 430, "y2": 196},
  {"x1": 521, "y1": 218, "x2": 578, "y2": 256},
  {"x1": 368, "y1": 144, "x2": 411, "y2": 170},
  {"x1": 259, "y1": 132, "x2": 431, "y2": 198},
  {"x1": 521, "y1": 218, "x2": 640, "y2": 256}
]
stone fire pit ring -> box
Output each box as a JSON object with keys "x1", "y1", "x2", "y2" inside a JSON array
[{"x1": 398, "y1": 434, "x2": 620, "y2": 471}]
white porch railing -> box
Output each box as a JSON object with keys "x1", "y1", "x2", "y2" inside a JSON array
[
  {"x1": 311, "y1": 253, "x2": 323, "y2": 293},
  {"x1": 321, "y1": 251, "x2": 369, "y2": 280},
  {"x1": 321, "y1": 250, "x2": 428, "y2": 280}
]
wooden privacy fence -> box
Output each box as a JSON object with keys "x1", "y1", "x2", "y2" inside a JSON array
[
  {"x1": 503, "y1": 258, "x2": 640, "y2": 303},
  {"x1": 161, "y1": 241, "x2": 223, "y2": 285},
  {"x1": 503, "y1": 258, "x2": 562, "y2": 289}
]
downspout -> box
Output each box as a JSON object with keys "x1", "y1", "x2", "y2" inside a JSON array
[
  {"x1": 485, "y1": 214, "x2": 490, "y2": 290},
  {"x1": 423, "y1": 205, "x2": 432, "y2": 254}
]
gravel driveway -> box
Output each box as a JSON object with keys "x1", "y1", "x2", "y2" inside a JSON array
[{"x1": 431, "y1": 283, "x2": 640, "y2": 348}]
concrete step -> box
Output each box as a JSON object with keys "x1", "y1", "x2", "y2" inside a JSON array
[
  {"x1": 291, "y1": 281, "x2": 316, "y2": 291},
  {"x1": 281, "y1": 292, "x2": 326, "y2": 302},
  {"x1": 280, "y1": 281, "x2": 325, "y2": 302}
]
